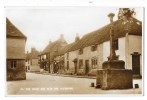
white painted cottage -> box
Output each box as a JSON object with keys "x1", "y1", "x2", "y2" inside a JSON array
[{"x1": 61, "y1": 17, "x2": 142, "y2": 77}]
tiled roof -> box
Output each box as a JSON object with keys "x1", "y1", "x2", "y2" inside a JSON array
[
  {"x1": 6, "y1": 18, "x2": 27, "y2": 39},
  {"x1": 68, "y1": 18, "x2": 142, "y2": 52}
]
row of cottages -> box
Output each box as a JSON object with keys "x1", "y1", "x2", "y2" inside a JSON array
[
  {"x1": 38, "y1": 34, "x2": 67, "y2": 73},
  {"x1": 25, "y1": 48, "x2": 40, "y2": 72},
  {"x1": 54, "y1": 17, "x2": 142, "y2": 77},
  {"x1": 6, "y1": 18, "x2": 27, "y2": 81}
]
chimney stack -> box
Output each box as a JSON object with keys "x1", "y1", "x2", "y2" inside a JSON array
[
  {"x1": 31, "y1": 47, "x2": 35, "y2": 53},
  {"x1": 60, "y1": 34, "x2": 64, "y2": 40},
  {"x1": 75, "y1": 33, "x2": 80, "y2": 42},
  {"x1": 108, "y1": 13, "x2": 115, "y2": 23},
  {"x1": 49, "y1": 40, "x2": 52, "y2": 44}
]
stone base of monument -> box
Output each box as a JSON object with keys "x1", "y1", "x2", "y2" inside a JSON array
[
  {"x1": 96, "y1": 69, "x2": 133, "y2": 90},
  {"x1": 102, "y1": 60, "x2": 125, "y2": 69}
]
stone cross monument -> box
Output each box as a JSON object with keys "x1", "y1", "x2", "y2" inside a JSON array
[
  {"x1": 108, "y1": 13, "x2": 117, "y2": 61},
  {"x1": 96, "y1": 10, "x2": 133, "y2": 90}
]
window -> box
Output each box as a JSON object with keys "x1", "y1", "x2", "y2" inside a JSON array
[
  {"x1": 31, "y1": 60, "x2": 32, "y2": 65},
  {"x1": 67, "y1": 61, "x2": 69, "y2": 70},
  {"x1": 46, "y1": 54, "x2": 48, "y2": 59},
  {"x1": 79, "y1": 49, "x2": 83, "y2": 55},
  {"x1": 11, "y1": 61, "x2": 17, "y2": 69},
  {"x1": 28, "y1": 66, "x2": 30, "y2": 70},
  {"x1": 91, "y1": 45, "x2": 97, "y2": 51},
  {"x1": 114, "y1": 39, "x2": 119, "y2": 50},
  {"x1": 91, "y1": 58, "x2": 97, "y2": 69},
  {"x1": 79, "y1": 59, "x2": 83, "y2": 68}
]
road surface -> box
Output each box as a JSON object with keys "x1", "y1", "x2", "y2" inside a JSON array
[{"x1": 7, "y1": 73, "x2": 142, "y2": 95}]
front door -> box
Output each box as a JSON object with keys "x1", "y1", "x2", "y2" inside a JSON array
[
  {"x1": 132, "y1": 52, "x2": 141, "y2": 75},
  {"x1": 85, "y1": 60, "x2": 89, "y2": 74},
  {"x1": 74, "y1": 62, "x2": 77, "y2": 74}
]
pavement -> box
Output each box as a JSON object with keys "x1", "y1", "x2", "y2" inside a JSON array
[{"x1": 7, "y1": 72, "x2": 143, "y2": 95}]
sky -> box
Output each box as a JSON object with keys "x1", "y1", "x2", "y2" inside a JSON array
[{"x1": 6, "y1": 7, "x2": 143, "y2": 52}]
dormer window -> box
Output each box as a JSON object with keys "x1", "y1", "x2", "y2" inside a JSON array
[
  {"x1": 91, "y1": 45, "x2": 97, "y2": 51},
  {"x1": 79, "y1": 48, "x2": 83, "y2": 55}
]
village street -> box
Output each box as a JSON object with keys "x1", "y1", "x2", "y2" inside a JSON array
[{"x1": 7, "y1": 73, "x2": 142, "y2": 95}]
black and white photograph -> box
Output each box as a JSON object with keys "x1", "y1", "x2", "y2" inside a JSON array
[{"x1": 6, "y1": 7, "x2": 143, "y2": 95}]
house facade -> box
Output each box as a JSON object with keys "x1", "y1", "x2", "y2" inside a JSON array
[
  {"x1": 62, "y1": 17, "x2": 142, "y2": 77},
  {"x1": 6, "y1": 18, "x2": 27, "y2": 81},
  {"x1": 64, "y1": 43, "x2": 103, "y2": 75},
  {"x1": 39, "y1": 34, "x2": 67, "y2": 73},
  {"x1": 102, "y1": 35, "x2": 142, "y2": 76},
  {"x1": 25, "y1": 48, "x2": 40, "y2": 72}
]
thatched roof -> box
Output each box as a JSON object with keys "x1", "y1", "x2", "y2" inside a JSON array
[
  {"x1": 26, "y1": 50, "x2": 39, "y2": 60},
  {"x1": 57, "y1": 43, "x2": 75, "y2": 56},
  {"x1": 41, "y1": 39, "x2": 67, "y2": 55},
  {"x1": 67, "y1": 18, "x2": 142, "y2": 52},
  {"x1": 6, "y1": 18, "x2": 27, "y2": 39}
]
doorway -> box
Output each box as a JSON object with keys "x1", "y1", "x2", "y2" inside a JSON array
[
  {"x1": 131, "y1": 52, "x2": 141, "y2": 75},
  {"x1": 73, "y1": 58, "x2": 78, "y2": 74},
  {"x1": 74, "y1": 62, "x2": 77, "y2": 74},
  {"x1": 85, "y1": 60, "x2": 89, "y2": 75}
]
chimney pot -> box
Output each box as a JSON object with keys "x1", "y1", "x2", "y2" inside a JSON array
[
  {"x1": 60, "y1": 34, "x2": 64, "y2": 40},
  {"x1": 31, "y1": 48, "x2": 35, "y2": 53},
  {"x1": 75, "y1": 33, "x2": 80, "y2": 42},
  {"x1": 108, "y1": 13, "x2": 115, "y2": 23},
  {"x1": 49, "y1": 40, "x2": 52, "y2": 44}
]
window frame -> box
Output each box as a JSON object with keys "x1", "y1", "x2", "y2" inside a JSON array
[
  {"x1": 91, "y1": 45, "x2": 97, "y2": 51},
  {"x1": 67, "y1": 61, "x2": 69, "y2": 70},
  {"x1": 10, "y1": 60, "x2": 17, "y2": 69},
  {"x1": 79, "y1": 59, "x2": 83, "y2": 69},
  {"x1": 91, "y1": 58, "x2": 98, "y2": 69},
  {"x1": 79, "y1": 48, "x2": 83, "y2": 55}
]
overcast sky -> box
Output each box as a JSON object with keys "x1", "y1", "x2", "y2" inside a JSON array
[{"x1": 6, "y1": 7, "x2": 143, "y2": 52}]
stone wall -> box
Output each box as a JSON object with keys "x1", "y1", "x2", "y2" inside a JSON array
[
  {"x1": 96, "y1": 69, "x2": 133, "y2": 89},
  {"x1": 7, "y1": 59, "x2": 26, "y2": 81},
  {"x1": 30, "y1": 59, "x2": 40, "y2": 72}
]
